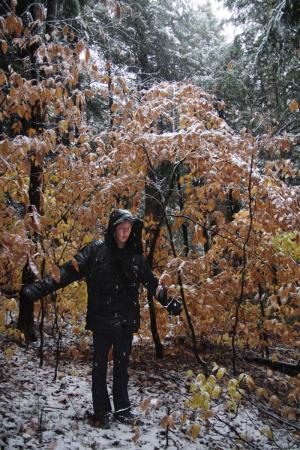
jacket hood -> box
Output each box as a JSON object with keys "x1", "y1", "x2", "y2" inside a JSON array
[{"x1": 105, "y1": 209, "x2": 144, "y2": 255}]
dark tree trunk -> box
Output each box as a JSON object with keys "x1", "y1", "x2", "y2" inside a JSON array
[
  {"x1": 17, "y1": 163, "x2": 43, "y2": 341},
  {"x1": 16, "y1": 0, "x2": 35, "y2": 16},
  {"x1": 46, "y1": 0, "x2": 58, "y2": 34},
  {"x1": 145, "y1": 175, "x2": 164, "y2": 358}
]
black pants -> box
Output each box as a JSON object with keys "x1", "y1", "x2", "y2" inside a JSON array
[{"x1": 92, "y1": 331, "x2": 133, "y2": 418}]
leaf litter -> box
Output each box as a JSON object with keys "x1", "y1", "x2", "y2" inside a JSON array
[{"x1": 0, "y1": 332, "x2": 299, "y2": 450}]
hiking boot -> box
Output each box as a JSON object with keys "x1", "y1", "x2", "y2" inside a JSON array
[
  {"x1": 114, "y1": 410, "x2": 143, "y2": 426},
  {"x1": 86, "y1": 411, "x2": 110, "y2": 429}
]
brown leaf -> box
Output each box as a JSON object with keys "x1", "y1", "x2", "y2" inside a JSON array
[
  {"x1": 140, "y1": 398, "x2": 151, "y2": 413},
  {"x1": 227, "y1": 60, "x2": 234, "y2": 71},
  {"x1": 5, "y1": 15, "x2": 23, "y2": 36},
  {"x1": 132, "y1": 426, "x2": 140, "y2": 445},
  {"x1": 0, "y1": 139, "x2": 10, "y2": 156},
  {"x1": 85, "y1": 47, "x2": 90, "y2": 64},
  {"x1": 115, "y1": 2, "x2": 122, "y2": 19},
  {"x1": 268, "y1": 395, "x2": 281, "y2": 410},
  {"x1": 289, "y1": 99, "x2": 299, "y2": 113},
  {"x1": 160, "y1": 414, "x2": 175, "y2": 429},
  {"x1": 75, "y1": 41, "x2": 85, "y2": 56}
]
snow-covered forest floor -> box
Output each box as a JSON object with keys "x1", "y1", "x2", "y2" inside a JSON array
[{"x1": 1, "y1": 330, "x2": 299, "y2": 450}]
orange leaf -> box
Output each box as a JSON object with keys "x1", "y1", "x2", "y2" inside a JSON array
[
  {"x1": 51, "y1": 264, "x2": 61, "y2": 283},
  {"x1": 0, "y1": 70, "x2": 7, "y2": 85},
  {"x1": 71, "y1": 258, "x2": 80, "y2": 272},
  {"x1": 1, "y1": 40, "x2": 8, "y2": 54},
  {"x1": 75, "y1": 41, "x2": 85, "y2": 56},
  {"x1": 110, "y1": 102, "x2": 118, "y2": 112},
  {"x1": 28, "y1": 128, "x2": 37, "y2": 137}
]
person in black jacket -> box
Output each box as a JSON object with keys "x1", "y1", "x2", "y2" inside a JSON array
[{"x1": 22, "y1": 209, "x2": 182, "y2": 428}]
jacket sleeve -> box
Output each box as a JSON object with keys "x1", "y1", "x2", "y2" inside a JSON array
[
  {"x1": 22, "y1": 242, "x2": 96, "y2": 301},
  {"x1": 138, "y1": 256, "x2": 168, "y2": 306}
]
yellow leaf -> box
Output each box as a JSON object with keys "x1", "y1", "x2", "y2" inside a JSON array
[
  {"x1": 216, "y1": 367, "x2": 226, "y2": 380},
  {"x1": 189, "y1": 423, "x2": 201, "y2": 440},
  {"x1": 58, "y1": 120, "x2": 68, "y2": 133},
  {"x1": 6, "y1": 298, "x2": 17, "y2": 311},
  {"x1": 206, "y1": 375, "x2": 217, "y2": 386},
  {"x1": 211, "y1": 385, "x2": 222, "y2": 398},
  {"x1": 4, "y1": 347, "x2": 14, "y2": 359},
  {"x1": 196, "y1": 373, "x2": 206, "y2": 384},
  {"x1": 185, "y1": 370, "x2": 194, "y2": 378},
  {"x1": 260, "y1": 427, "x2": 273, "y2": 440}
]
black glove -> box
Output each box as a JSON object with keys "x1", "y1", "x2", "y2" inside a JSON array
[
  {"x1": 156, "y1": 285, "x2": 168, "y2": 304},
  {"x1": 20, "y1": 286, "x2": 31, "y2": 301},
  {"x1": 20, "y1": 285, "x2": 39, "y2": 302},
  {"x1": 165, "y1": 297, "x2": 182, "y2": 316}
]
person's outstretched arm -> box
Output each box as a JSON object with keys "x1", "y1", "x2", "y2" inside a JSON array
[
  {"x1": 139, "y1": 256, "x2": 182, "y2": 316},
  {"x1": 22, "y1": 241, "x2": 98, "y2": 301}
]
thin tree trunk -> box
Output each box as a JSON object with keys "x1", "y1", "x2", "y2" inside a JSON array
[
  {"x1": 17, "y1": 5, "x2": 44, "y2": 339},
  {"x1": 17, "y1": 163, "x2": 43, "y2": 340},
  {"x1": 177, "y1": 173, "x2": 189, "y2": 257}
]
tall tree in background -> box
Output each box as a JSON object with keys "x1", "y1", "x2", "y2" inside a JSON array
[
  {"x1": 83, "y1": 0, "x2": 223, "y2": 85},
  {"x1": 216, "y1": 0, "x2": 300, "y2": 135}
]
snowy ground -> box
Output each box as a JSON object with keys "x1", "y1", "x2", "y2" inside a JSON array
[{"x1": 1, "y1": 333, "x2": 299, "y2": 450}]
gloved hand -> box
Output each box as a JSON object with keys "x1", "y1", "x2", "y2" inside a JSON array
[
  {"x1": 156, "y1": 285, "x2": 168, "y2": 304},
  {"x1": 165, "y1": 297, "x2": 182, "y2": 316},
  {"x1": 20, "y1": 286, "x2": 32, "y2": 301}
]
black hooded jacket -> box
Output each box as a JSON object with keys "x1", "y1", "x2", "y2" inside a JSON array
[{"x1": 22, "y1": 209, "x2": 161, "y2": 333}]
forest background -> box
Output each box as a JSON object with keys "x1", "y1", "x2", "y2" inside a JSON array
[{"x1": 0, "y1": 0, "x2": 299, "y2": 447}]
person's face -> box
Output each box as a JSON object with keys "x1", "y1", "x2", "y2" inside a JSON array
[{"x1": 114, "y1": 221, "x2": 133, "y2": 248}]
